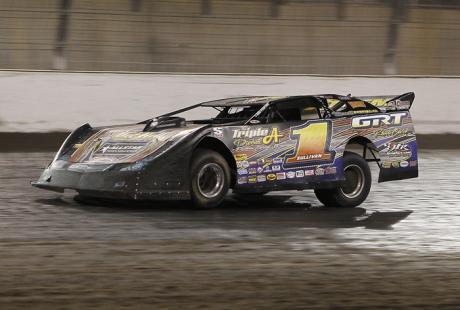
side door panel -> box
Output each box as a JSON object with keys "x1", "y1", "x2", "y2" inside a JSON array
[{"x1": 212, "y1": 120, "x2": 345, "y2": 190}]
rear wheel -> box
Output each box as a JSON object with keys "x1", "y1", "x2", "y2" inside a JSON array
[
  {"x1": 314, "y1": 152, "x2": 371, "y2": 207},
  {"x1": 190, "y1": 149, "x2": 230, "y2": 209}
]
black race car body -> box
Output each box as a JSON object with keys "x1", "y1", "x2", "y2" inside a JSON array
[{"x1": 32, "y1": 92, "x2": 418, "y2": 208}]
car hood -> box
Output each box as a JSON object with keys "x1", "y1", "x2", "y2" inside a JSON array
[{"x1": 69, "y1": 123, "x2": 208, "y2": 164}]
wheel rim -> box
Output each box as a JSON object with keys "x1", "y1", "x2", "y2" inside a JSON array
[
  {"x1": 341, "y1": 164, "x2": 365, "y2": 199},
  {"x1": 197, "y1": 163, "x2": 224, "y2": 198}
]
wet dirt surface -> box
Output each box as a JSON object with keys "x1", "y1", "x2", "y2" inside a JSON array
[{"x1": 1, "y1": 151, "x2": 460, "y2": 309}]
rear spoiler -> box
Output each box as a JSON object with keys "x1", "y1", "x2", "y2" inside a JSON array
[{"x1": 356, "y1": 92, "x2": 415, "y2": 112}]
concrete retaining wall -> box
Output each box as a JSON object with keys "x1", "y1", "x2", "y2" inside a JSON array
[{"x1": 1, "y1": 72, "x2": 459, "y2": 135}]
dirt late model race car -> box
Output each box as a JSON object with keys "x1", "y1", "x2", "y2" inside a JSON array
[{"x1": 32, "y1": 92, "x2": 418, "y2": 209}]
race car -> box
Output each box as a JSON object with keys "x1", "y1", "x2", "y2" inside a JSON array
[{"x1": 32, "y1": 92, "x2": 418, "y2": 209}]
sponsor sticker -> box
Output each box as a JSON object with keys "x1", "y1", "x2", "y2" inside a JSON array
[
  {"x1": 410, "y1": 160, "x2": 418, "y2": 167},
  {"x1": 326, "y1": 167, "x2": 337, "y2": 174},
  {"x1": 381, "y1": 162, "x2": 392, "y2": 168},
  {"x1": 257, "y1": 175, "x2": 267, "y2": 182},
  {"x1": 349, "y1": 101, "x2": 366, "y2": 109},
  {"x1": 392, "y1": 162, "x2": 399, "y2": 168},
  {"x1": 276, "y1": 172, "x2": 286, "y2": 180},
  {"x1": 95, "y1": 143, "x2": 144, "y2": 155},
  {"x1": 248, "y1": 168, "x2": 257, "y2": 174},
  {"x1": 400, "y1": 161, "x2": 409, "y2": 168},
  {"x1": 273, "y1": 158, "x2": 283, "y2": 164},
  {"x1": 286, "y1": 171, "x2": 296, "y2": 179},
  {"x1": 267, "y1": 174, "x2": 276, "y2": 181},
  {"x1": 213, "y1": 127, "x2": 223, "y2": 137},
  {"x1": 352, "y1": 112, "x2": 408, "y2": 129},
  {"x1": 234, "y1": 154, "x2": 248, "y2": 161},
  {"x1": 296, "y1": 170, "x2": 305, "y2": 178},
  {"x1": 248, "y1": 176, "x2": 257, "y2": 183},
  {"x1": 305, "y1": 169, "x2": 315, "y2": 176},
  {"x1": 272, "y1": 165, "x2": 281, "y2": 171},
  {"x1": 238, "y1": 169, "x2": 248, "y2": 175},
  {"x1": 316, "y1": 168, "x2": 325, "y2": 175},
  {"x1": 237, "y1": 177, "x2": 248, "y2": 184}
]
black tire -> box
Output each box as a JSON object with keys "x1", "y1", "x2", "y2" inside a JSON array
[
  {"x1": 314, "y1": 151, "x2": 371, "y2": 207},
  {"x1": 190, "y1": 149, "x2": 231, "y2": 209}
]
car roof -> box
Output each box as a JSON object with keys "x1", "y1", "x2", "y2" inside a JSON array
[{"x1": 201, "y1": 96, "x2": 291, "y2": 107}]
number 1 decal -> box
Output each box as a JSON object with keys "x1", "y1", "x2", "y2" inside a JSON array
[{"x1": 284, "y1": 120, "x2": 335, "y2": 167}]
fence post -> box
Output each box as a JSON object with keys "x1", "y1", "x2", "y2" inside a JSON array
[
  {"x1": 53, "y1": 0, "x2": 72, "y2": 70},
  {"x1": 384, "y1": 0, "x2": 406, "y2": 75}
]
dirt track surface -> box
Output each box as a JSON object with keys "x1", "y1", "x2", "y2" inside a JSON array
[{"x1": 1, "y1": 151, "x2": 460, "y2": 309}]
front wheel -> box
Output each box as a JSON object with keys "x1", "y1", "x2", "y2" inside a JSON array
[
  {"x1": 314, "y1": 152, "x2": 371, "y2": 207},
  {"x1": 190, "y1": 149, "x2": 231, "y2": 209}
]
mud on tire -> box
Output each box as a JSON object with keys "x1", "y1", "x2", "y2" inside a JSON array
[
  {"x1": 314, "y1": 151, "x2": 371, "y2": 208},
  {"x1": 190, "y1": 149, "x2": 231, "y2": 209}
]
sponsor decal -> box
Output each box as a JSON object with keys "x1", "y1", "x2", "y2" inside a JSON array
[
  {"x1": 400, "y1": 161, "x2": 409, "y2": 168},
  {"x1": 257, "y1": 175, "x2": 267, "y2": 182},
  {"x1": 242, "y1": 161, "x2": 249, "y2": 168},
  {"x1": 263, "y1": 167, "x2": 272, "y2": 173},
  {"x1": 353, "y1": 110, "x2": 377, "y2": 115},
  {"x1": 374, "y1": 128, "x2": 411, "y2": 139},
  {"x1": 315, "y1": 168, "x2": 325, "y2": 175},
  {"x1": 257, "y1": 167, "x2": 264, "y2": 173},
  {"x1": 381, "y1": 142, "x2": 412, "y2": 159},
  {"x1": 286, "y1": 171, "x2": 296, "y2": 179},
  {"x1": 333, "y1": 111, "x2": 354, "y2": 117},
  {"x1": 368, "y1": 97, "x2": 393, "y2": 107},
  {"x1": 234, "y1": 138, "x2": 264, "y2": 147},
  {"x1": 276, "y1": 172, "x2": 286, "y2": 180},
  {"x1": 237, "y1": 177, "x2": 248, "y2": 184},
  {"x1": 213, "y1": 127, "x2": 223, "y2": 137},
  {"x1": 238, "y1": 169, "x2": 248, "y2": 175},
  {"x1": 234, "y1": 154, "x2": 248, "y2": 161},
  {"x1": 410, "y1": 160, "x2": 418, "y2": 167},
  {"x1": 296, "y1": 170, "x2": 305, "y2": 178},
  {"x1": 249, "y1": 119, "x2": 260, "y2": 124},
  {"x1": 326, "y1": 167, "x2": 337, "y2": 174},
  {"x1": 267, "y1": 174, "x2": 276, "y2": 181},
  {"x1": 264, "y1": 158, "x2": 273, "y2": 164},
  {"x1": 349, "y1": 101, "x2": 366, "y2": 109},
  {"x1": 382, "y1": 142, "x2": 410, "y2": 152},
  {"x1": 392, "y1": 162, "x2": 399, "y2": 168},
  {"x1": 294, "y1": 154, "x2": 323, "y2": 161},
  {"x1": 388, "y1": 100, "x2": 411, "y2": 110},
  {"x1": 249, "y1": 161, "x2": 258, "y2": 166},
  {"x1": 236, "y1": 161, "x2": 243, "y2": 168},
  {"x1": 272, "y1": 165, "x2": 281, "y2": 171},
  {"x1": 248, "y1": 168, "x2": 257, "y2": 174},
  {"x1": 352, "y1": 112, "x2": 408, "y2": 129},
  {"x1": 258, "y1": 158, "x2": 265, "y2": 165},
  {"x1": 232, "y1": 127, "x2": 284, "y2": 145},
  {"x1": 273, "y1": 158, "x2": 283, "y2": 164},
  {"x1": 248, "y1": 176, "x2": 257, "y2": 183},
  {"x1": 94, "y1": 143, "x2": 145, "y2": 156},
  {"x1": 305, "y1": 169, "x2": 315, "y2": 176},
  {"x1": 381, "y1": 162, "x2": 392, "y2": 168}
]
